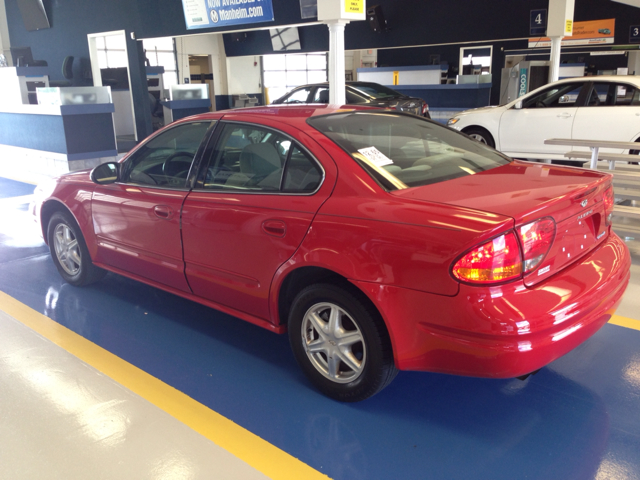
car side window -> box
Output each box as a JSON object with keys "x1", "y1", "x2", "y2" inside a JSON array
[
  {"x1": 283, "y1": 145, "x2": 323, "y2": 192},
  {"x1": 312, "y1": 87, "x2": 330, "y2": 103},
  {"x1": 200, "y1": 124, "x2": 323, "y2": 193},
  {"x1": 122, "y1": 122, "x2": 212, "y2": 188},
  {"x1": 281, "y1": 87, "x2": 312, "y2": 104},
  {"x1": 522, "y1": 83, "x2": 585, "y2": 109},
  {"x1": 346, "y1": 89, "x2": 367, "y2": 103},
  {"x1": 203, "y1": 124, "x2": 290, "y2": 191},
  {"x1": 586, "y1": 83, "x2": 609, "y2": 106},
  {"x1": 586, "y1": 83, "x2": 640, "y2": 106}
]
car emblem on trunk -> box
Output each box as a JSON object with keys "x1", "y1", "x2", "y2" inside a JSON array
[{"x1": 581, "y1": 199, "x2": 588, "y2": 207}]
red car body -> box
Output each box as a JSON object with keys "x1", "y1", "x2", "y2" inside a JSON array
[{"x1": 33, "y1": 105, "x2": 631, "y2": 399}]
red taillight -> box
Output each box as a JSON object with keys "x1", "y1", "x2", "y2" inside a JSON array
[
  {"x1": 452, "y1": 232, "x2": 522, "y2": 284},
  {"x1": 452, "y1": 218, "x2": 556, "y2": 285},
  {"x1": 518, "y1": 217, "x2": 555, "y2": 273},
  {"x1": 603, "y1": 186, "x2": 614, "y2": 226}
]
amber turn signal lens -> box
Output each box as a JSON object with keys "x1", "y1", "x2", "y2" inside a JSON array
[{"x1": 452, "y1": 232, "x2": 522, "y2": 284}]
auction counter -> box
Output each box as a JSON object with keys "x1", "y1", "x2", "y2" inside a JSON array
[
  {"x1": 0, "y1": 86, "x2": 117, "y2": 177},
  {"x1": 161, "y1": 84, "x2": 211, "y2": 123}
]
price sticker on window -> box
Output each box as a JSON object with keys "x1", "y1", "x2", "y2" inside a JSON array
[{"x1": 358, "y1": 147, "x2": 394, "y2": 167}]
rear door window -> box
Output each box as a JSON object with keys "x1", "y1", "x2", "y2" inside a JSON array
[
  {"x1": 198, "y1": 123, "x2": 323, "y2": 193},
  {"x1": 281, "y1": 87, "x2": 313, "y2": 104},
  {"x1": 587, "y1": 82, "x2": 640, "y2": 106}
]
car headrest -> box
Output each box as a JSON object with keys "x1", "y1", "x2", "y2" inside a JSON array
[{"x1": 240, "y1": 143, "x2": 281, "y2": 177}]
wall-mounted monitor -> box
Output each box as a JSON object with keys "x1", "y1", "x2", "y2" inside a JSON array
[
  {"x1": 10, "y1": 46, "x2": 35, "y2": 67},
  {"x1": 16, "y1": 0, "x2": 50, "y2": 31},
  {"x1": 299, "y1": 0, "x2": 317, "y2": 19},
  {"x1": 270, "y1": 28, "x2": 301, "y2": 52}
]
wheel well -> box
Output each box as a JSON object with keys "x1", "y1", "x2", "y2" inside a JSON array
[
  {"x1": 277, "y1": 267, "x2": 380, "y2": 327},
  {"x1": 461, "y1": 126, "x2": 495, "y2": 147},
  {"x1": 40, "y1": 200, "x2": 70, "y2": 243},
  {"x1": 462, "y1": 125, "x2": 490, "y2": 135}
]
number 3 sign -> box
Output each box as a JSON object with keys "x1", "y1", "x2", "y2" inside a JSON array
[{"x1": 631, "y1": 26, "x2": 640, "y2": 44}]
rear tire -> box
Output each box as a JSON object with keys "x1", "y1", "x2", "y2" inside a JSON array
[
  {"x1": 47, "y1": 211, "x2": 106, "y2": 287},
  {"x1": 463, "y1": 127, "x2": 496, "y2": 149},
  {"x1": 288, "y1": 283, "x2": 398, "y2": 402}
]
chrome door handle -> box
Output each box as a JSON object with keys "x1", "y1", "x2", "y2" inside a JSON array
[
  {"x1": 557, "y1": 112, "x2": 572, "y2": 118},
  {"x1": 154, "y1": 205, "x2": 173, "y2": 220}
]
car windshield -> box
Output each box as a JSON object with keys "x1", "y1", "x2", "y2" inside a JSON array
[
  {"x1": 349, "y1": 83, "x2": 405, "y2": 99},
  {"x1": 308, "y1": 111, "x2": 510, "y2": 190}
]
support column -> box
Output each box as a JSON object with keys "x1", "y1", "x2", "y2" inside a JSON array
[
  {"x1": 548, "y1": 36, "x2": 562, "y2": 83},
  {"x1": 327, "y1": 20, "x2": 348, "y2": 105}
]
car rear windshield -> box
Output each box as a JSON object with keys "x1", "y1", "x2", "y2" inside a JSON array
[
  {"x1": 308, "y1": 111, "x2": 510, "y2": 190},
  {"x1": 350, "y1": 83, "x2": 404, "y2": 99}
]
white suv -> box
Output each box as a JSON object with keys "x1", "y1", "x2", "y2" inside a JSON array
[{"x1": 448, "y1": 76, "x2": 640, "y2": 160}]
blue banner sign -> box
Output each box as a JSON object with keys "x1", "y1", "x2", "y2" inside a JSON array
[{"x1": 182, "y1": 0, "x2": 274, "y2": 30}]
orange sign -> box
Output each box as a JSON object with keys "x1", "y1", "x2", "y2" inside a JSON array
[{"x1": 529, "y1": 18, "x2": 615, "y2": 47}]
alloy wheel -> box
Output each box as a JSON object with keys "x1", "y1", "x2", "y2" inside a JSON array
[
  {"x1": 53, "y1": 223, "x2": 81, "y2": 276},
  {"x1": 301, "y1": 302, "x2": 366, "y2": 384}
]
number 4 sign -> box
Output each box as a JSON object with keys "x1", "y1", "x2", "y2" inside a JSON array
[
  {"x1": 530, "y1": 9, "x2": 547, "y2": 37},
  {"x1": 631, "y1": 25, "x2": 640, "y2": 44}
]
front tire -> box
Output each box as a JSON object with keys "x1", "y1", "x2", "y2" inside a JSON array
[
  {"x1": 463, "y1": 126, "x2": 496, "y2": 149},
  {"x1": 47, "y1": 211, "x2": 106, "y2": 286},
  {"x1": 288, "y1": 283, "x2": 398, "y2": 402}
]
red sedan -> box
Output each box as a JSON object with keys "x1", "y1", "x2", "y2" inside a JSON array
[{"x1": 32, "y1": 106, "x2": 631, "y2": 401}]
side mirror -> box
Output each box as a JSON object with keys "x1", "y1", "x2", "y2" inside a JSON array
[
  {"x1": 514, "y1": 100, "x2": 523, "y2": 110},
  {"x1": 90, "y1": 162, "x2": 119, "y2": 185}
]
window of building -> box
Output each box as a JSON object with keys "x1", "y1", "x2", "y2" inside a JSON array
[
  {"x1": 263, "y1": 53, "x2": 327, "y2": 104},
  {"x1": 95, "y1": 34, "x2": 127, "y2": 68},
  {"x1": 142, "y1": 37, "x2": 178, "y2": 90}
]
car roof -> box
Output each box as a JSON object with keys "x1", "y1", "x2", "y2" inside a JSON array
[
  {"x1": 285, "y1": 81, "x2": 388, "y2": 89},
  {"x1": 541, "y1": 75, "x2": 640, "y2": 86},
  {"x1": 175, "y1": 104, "x2": 381, "y2": 129}
]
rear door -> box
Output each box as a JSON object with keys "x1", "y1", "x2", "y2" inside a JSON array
[
  {"x1": 92, "y1": 121, "x2": 214, "y2": 292},
  {"x1": 571, "y1": 81, "x2": 640, "y2": 153},
  {"x1": 499, "y1": 82, "x2": 587, "y2": 156},
  {"x1": 181, "y1": 121, "x2": 335, "y2": 321}
]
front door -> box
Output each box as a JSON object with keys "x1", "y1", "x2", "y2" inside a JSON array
[
  {"x1": 181, "y1": 122, "x2": 333, "y2": 321},
  {"x1": 92, "y1": 120, "x2": 213, "y2": 292},
  {"x1": 499, "y1": 82, "x2": 586, "y2": 158}
]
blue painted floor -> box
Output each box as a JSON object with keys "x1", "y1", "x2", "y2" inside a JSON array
[{"x1": 2, "y1": 176, "x2": 640, "y2": 480}]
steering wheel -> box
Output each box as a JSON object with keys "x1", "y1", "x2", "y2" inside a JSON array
[{"x1": 162, "y1": 151, "x2": 194, "y2": 177}]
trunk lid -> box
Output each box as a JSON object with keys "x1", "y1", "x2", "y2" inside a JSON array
[{"x1": 391, "y1": 160, "x2": 613, "y2": 286}]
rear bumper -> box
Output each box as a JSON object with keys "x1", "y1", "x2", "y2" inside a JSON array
[{"x1": 355, "y1": 231, "x2": 631, "y2": 378}]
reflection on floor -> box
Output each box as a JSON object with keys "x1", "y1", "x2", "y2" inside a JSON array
[{"x1": 1, "y1": 175, "x2": 640, "y2": 480}]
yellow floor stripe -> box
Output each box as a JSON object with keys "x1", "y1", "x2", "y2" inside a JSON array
[
  {"x1": 0, "y1": 174, "x2": 39, "y2": 185},
  {"x1": 609, "y1": 314, "x2": 640, "y2": 331},
  {"x1": 0, "y1": 291, "x2": 329, "y2": 480}
]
